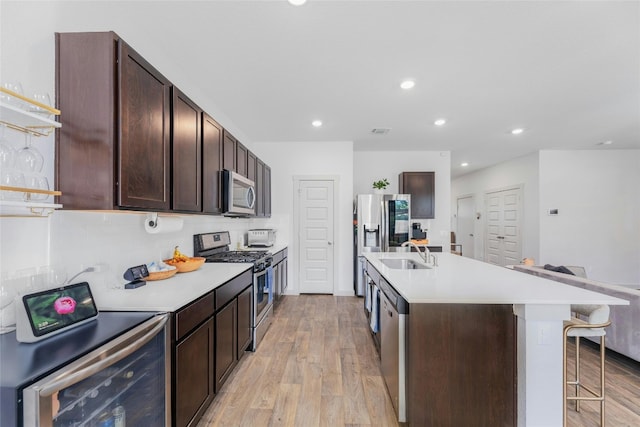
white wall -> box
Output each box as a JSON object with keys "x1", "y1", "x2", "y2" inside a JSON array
[
  {"x1": 353, "y1": 151, "x2": 452, "y2": 247},
  {"x1": 452, "y1": 150, "x2": 640, "y2": 285},
  {"x1": 451, "y1": 152, "x2": 540, "y2": 262},
  {"x1": 254, "y1": 141, "x2": 354, "y2": 296},
  {"x1": 539, "y1": 150, "x2": 640, "y2": 284}
]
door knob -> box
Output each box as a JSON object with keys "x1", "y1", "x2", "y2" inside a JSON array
[{"x1": 328, "y1": 241, "x2": 333, "y2": 245}]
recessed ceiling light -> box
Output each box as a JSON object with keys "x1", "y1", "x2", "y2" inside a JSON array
[
  {"x1": 288, "y1": 0, "x2": 307, "y2": 5},
  {"x1": 434, "y1": 119, "x2": 446, "y2": 126},
  {"x1": 597, "y1": 140, "x2": 613, "y2": 146},
  {"x1": 400, "y1": 80, "x2": 415, "y2": 90},
  {"x1": 311, "y1": 120, "x2": 322, "y2": 127},
  {"x1": 511, "y1": 128, "x2": 524, "y2": 135},
  {"x1": 461, "y1": 162, "x2": 469, "y2": 167}
]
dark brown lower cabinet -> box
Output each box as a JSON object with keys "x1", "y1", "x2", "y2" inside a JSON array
[
  {"x1": 237, "y1": 285, "x2": 253, "y2": 357},
  {"x1": 215, "y1": 299, "x2": 238, "y2": 392},
  {"x1": 175, "y1": 318, "x2": 214, "y2": 427},
  {"x1": 173, "y1": 269, "x2": 252, "y2": 427},
  {"x1": 407, "y1": 304, "x2": 516, "y2": 426}
]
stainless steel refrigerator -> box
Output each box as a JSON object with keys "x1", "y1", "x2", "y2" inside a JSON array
[{"x1": 354, "y1": 194, "x2": 411, "y2": 296}]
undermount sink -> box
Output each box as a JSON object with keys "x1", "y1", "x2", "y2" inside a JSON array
[{"x1": 380, "y1": 258, "x2": 431, "y2": 270}]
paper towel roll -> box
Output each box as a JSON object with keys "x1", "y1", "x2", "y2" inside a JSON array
[{"x1": 144, "y1": 214, "x2": 184, "y2": 234}]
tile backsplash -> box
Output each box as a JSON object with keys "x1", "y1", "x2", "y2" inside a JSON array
[{"x1": 0, "y1": 209, "x2": 287, "y2": 318}]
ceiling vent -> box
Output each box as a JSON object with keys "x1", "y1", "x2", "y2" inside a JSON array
[{"x1": 371, "y1": 128, "x2": 391, "y2": 135}]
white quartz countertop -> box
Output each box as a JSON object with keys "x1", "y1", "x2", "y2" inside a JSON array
[
  {"x1": 93, "y1": 263, "x2": 253, "y2": 312},
  {"x1": 364, "y1": 252, "x2": 629, "y2": 306}
]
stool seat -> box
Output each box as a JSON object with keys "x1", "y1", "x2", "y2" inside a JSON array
[{"x1": 563, "y1": 304, "x2": 611, "y2": 427}]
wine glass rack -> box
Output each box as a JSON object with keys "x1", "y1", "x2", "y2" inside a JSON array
[{"x1": 0, "y1": 87, "x2": 62, "y2": 217}]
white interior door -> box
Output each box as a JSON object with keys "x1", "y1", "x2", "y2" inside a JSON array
[
  {"x1": 298, "y1": 179, "x2": 334, "y2": 294},
  {"x1": 485, "y1": 187, "x2": 522, "y2": 266},
  {"x1": 456, "y1": 195, "x2": 475, "y2": 258}
]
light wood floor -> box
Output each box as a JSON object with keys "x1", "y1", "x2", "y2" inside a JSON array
[
  {"x1": 566, "y1": 338, "x2": 640, "y2": 427},
  {"x1": 197, "y1": 295, "x2": 640, "y2": 427}
]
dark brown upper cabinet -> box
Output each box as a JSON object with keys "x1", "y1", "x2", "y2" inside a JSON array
[
  {"x1": 254, "y1": 160, "x2": 271, "y2": 218},
  {"x1": 222, "y1": 130, "x2": 236, "y2": 172},
  {"x1": 202, "y1": 113, "x2": 223, "y2": 214},
  {"x1": 264, "y1": 164, "x2": 272, "y2": 217},
  {"x1": 56, "y1": 32, "x2": 171, "y2": 211},
  {"x1": 236, "y1": 141, "x2": 248, "y2": 177},
  {"x1": 172, "y1": 87, "x2": 202, "y2": 212},
  {"x1": 256, "y1": 159, "x2": 265, "y2": 217},
  {"x1": 399, "y1": 172, "x2": 435, "y2": 219},
  {"x1": 247, "y1": 150, "x2": 257, "y2": 183}
]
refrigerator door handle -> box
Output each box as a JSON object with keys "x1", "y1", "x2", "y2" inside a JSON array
[{"x1": 35, "y1": 313, "x2": 168, "y2": 396}]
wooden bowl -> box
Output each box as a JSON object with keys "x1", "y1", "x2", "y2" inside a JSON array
[
  {"x1": 146, "y1": 268, "x2": 178, "y2": 281},
  {"x1": 164, "y1": 256, "x2": 206, "y2": 273}
]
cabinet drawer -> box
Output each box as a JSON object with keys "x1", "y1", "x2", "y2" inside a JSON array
[
  {"x1": 175, "y1": 292, "x2": 214, "y2": 341},
  {"x1": 365, "y1": 261, "x2": 381, "y2": 285},
  {"x1": 216, "y1": 269, "x2": 253, "y2": 311}
]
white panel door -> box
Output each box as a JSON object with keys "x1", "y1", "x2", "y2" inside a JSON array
[
  {"x1": 456, "y1": 195, "x2": 475, "y2": 258},
  {"x1": 298, "y1": 180, "x2": 334, "y2": 294},
  {"x1": 484, "y1": 187, "x2": 522, "y2": 266}
]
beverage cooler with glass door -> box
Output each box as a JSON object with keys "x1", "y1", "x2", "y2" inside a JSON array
[{"x1": 0, "y1": 310, "x2": 170, "y2": 427}]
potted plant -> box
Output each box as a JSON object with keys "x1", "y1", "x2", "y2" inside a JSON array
[{"x1": 372, "y1": 178, "x2": 389, "y2": 194}]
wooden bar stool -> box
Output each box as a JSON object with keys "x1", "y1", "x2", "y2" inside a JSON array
[{"x1": 563, "y1": 304, "x2": 611, "y2": 426}]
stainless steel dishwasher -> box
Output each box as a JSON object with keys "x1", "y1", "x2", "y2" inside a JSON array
[{"x1": 378, "y1": 277, "x2": 408, "y2": 423}]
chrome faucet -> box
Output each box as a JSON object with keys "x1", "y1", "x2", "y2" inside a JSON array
[{"x1": 401, "y1": 240, "x2": 430, "y2": 264}]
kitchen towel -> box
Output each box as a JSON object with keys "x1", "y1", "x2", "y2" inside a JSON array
[
  {"x1": 365, "y1": 281, "x2": 372, "y2": 313},
  {"x1": 266, "y1": 266, "x2": 274, "y2": 303},
  {"x1": 370, "y1": 286, "x2": 380, "y2": 333}
]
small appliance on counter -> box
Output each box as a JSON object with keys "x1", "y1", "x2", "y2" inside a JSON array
[
  {"x1": 412, "y1": 222, "x2": 426, "y2": 239},
  {"x1": 248, "y1": 229, "x2": 276, "y2": 248}
]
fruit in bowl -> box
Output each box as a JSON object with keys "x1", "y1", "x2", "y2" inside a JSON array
[{"x1": 164, "y1": 246, "x2": 205, "y2": 273}]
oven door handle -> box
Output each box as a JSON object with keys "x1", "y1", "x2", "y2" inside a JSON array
[{"x1": 35, "y1": 313, "x2": 169, "y2": 395}]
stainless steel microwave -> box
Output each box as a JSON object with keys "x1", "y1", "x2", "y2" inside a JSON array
[{"x1": 223, "y1": 169, "x2": 256, "y2": 216}]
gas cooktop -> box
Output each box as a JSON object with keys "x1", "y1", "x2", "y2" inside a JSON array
[
  {"x1": 194, "y1": 231, "x2": 271, "y2": 264},
  {"x1": 205, "y1": 250, "x2": 269, "y2": 263}
]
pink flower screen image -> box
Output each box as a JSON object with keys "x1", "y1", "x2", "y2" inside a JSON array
[{"x1": 53, "y1": 296, "x2": 77, "y2": 315}]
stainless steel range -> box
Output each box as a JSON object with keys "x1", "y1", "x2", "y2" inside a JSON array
[{"x1": 193, "y1": 231, "x2": 273, "y2": 351}]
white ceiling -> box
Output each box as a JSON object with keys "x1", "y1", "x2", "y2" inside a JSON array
[{"x1": 52, "y1": 1, "x2": 640, "y2": 177}]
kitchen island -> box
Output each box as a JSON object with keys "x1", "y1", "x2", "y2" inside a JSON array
[{"x1": 363, "y1": 252, "x2": 629, "y2": 427}]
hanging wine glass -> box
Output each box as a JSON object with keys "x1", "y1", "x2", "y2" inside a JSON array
[
  {"x1": 15, "y1": 133, "x2": 44, "y2": 173},
  {"x1": 30, "y1": 93, "x2": 53, "y2": 119},
  {"x1": 24, "y1": 174, "x2": 49, "y2": 201},
  {"x1": 0, "y1": 131, "x2": 15, "y2": 170}
]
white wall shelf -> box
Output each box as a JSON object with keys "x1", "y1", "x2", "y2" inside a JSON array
[{"x1": 0, "y1": 88, "x2": 61, "y2": 137}]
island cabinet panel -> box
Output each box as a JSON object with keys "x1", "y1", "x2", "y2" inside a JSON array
[
  {"x1": 202, "y1": 113, "x2": 223, "y2": 214},
  {"x1": 407, "y1": 304, "x2": 516, "y2": 426},
  {"x1": 175, "y1": 318, "x2": 214, "y2": 427},
  {"x1": 399, "y1": 171, "x2": 435, "y2": 219},
  {"x1": 172, "y1": 87, "x2": 202, "y2": 212}
]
